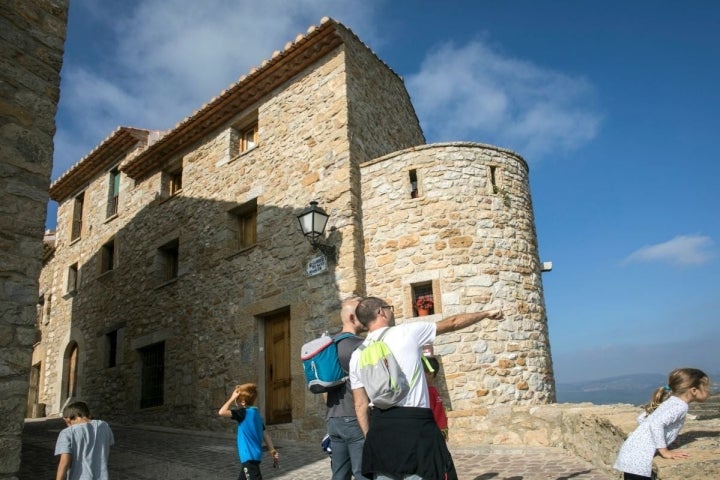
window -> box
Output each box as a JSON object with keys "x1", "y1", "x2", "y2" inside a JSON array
[
  {"x1": 107, "y1": 167, "x2": 120, "y2": 218},
  {"x1": 106, "y1": 330, "x2": 118, "y2": 368},
  {"x1": 412, "y1": 281, "x2": 435, "y2": 317},
  {"x1": 100, "y1": 238, "x2": 116, "y2": 273},
  {"x1": 67, "y1": 263, "x2": 78, "y2": 293},
  {"x1": 71, "y1": 192, "x2": 84, "y2": 241},
  {"x1": 229, "y1": 200, "x2": 257, "y2": 250},
  {"x1": 139, "y1": 342, "x2": 164, "y2": 408},
  {"x1": 240, "y1": 122, "x2": 258, "y2": 153},
  {"x1": 162, "y1": 162, "x2": 183, "y2": 198},
  {"x1": 43, "y1": 293, "x2": 52, "y2": 325},
  {"x1": 158, "y1": 238, "x2": 179, "y2": 282},
  {"x1": 409, "y1": 169, "x2": 419, "y2": 198},
  {"x1": 64, "y1": 342, "x2": 78, "y2": 400},
  {"x1": 489, "y1": 165, "x2": 501, "y2": 194}
]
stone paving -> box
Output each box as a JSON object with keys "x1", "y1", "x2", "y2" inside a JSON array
[{"x1": 20, "y1": 417, "x2": 614, "y2": 479}]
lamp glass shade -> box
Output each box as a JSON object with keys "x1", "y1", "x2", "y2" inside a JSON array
[{"x1": 297, "y1": 202, "x2": 329, "y2": 241}]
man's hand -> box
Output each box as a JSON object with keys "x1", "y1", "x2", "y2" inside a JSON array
[{"x1": 484, "y1": 308, "x2": 503, "y2": 320}]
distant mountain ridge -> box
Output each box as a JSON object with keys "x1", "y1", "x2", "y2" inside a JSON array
[{"x1": 555, "y1": 372, "x2": 719, "y2": 406}]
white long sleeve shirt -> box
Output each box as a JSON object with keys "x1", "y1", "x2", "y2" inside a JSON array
[{"x1": 613, "y1": 396, "x2": 688, "y2": 477}]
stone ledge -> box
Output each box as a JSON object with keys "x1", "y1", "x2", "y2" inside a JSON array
[{"x1": 451, "y1": 398, "x2": 720, "y2": 479}]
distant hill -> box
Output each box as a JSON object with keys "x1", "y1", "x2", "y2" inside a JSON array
[{"x1": 555, "y1": 372, "x2": 720, "y2": 406}]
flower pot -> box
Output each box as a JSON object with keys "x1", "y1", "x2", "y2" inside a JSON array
[{"x1": 417, "y1": 308, "x2": 430, "y2": 316}]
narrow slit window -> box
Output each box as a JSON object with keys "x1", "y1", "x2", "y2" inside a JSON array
[
  {"x1": 409, "y1": 169, "x2": 419, "y2": 198},
  {"x1": 67, "y1": 263, "x2": 78, "y2": 293},
  {"x1": 158, "y1": 239, "x2": 179, "y2": 281},
  {"x1": 106, "y1": 330, "x2": 118, "y2": 368},
  {"x1": 107, "y1": 168, "x2": 120, "y2": 218},
  {"x1": 71, "y1": 192, "x2": 84, "y2": 241},
  {"x1": 489, "y1": 165, "x2": 504, "y2": 194}
]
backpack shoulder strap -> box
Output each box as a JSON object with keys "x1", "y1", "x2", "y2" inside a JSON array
[
  {"x1": 333, "y1": 332, "x2": 354, "y2": 344},
  {"x1": 358, "y1": 327, "x2": 391, "y2": 352}
]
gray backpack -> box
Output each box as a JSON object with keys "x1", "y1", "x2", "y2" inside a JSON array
[{"x1": 356, "y1": 328, "x2": 411, "y2": 409}]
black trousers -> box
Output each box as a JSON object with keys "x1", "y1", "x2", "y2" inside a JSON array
[
  {"x1": 239, "y1": 460, "x2": 262, "y2": 480},
  {"x1": 624, "y1": 472, "x2": 654, "y2": 480}
]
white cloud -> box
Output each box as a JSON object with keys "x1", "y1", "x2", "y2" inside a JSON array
[
  {"x1": 624, "y1": 235, "x2": 716, "y2": 266},
  {"x1": 406, "y1": 40, "x2": 602, "y2": 161},
  {"x1": 53, "y1": 0, "x2": 376, "y2": 178}
]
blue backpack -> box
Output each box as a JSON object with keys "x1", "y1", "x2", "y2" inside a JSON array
[{"x1": 301, "y1": 332, "x2": 354, "y2": 394}]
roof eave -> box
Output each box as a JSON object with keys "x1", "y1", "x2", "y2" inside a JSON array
[{"x1": 120, "y1": 17, "x2": 345, "y2": 180}]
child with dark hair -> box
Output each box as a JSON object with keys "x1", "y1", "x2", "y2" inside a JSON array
[
  {"x1": 55, "y1": 401, "x2": 114, "y2": 480},
  {"x1": 423, "y1": 356, "x2": 449, "y2": 441},
  {"x1": 219, "y1": 383, "x2": 280, "y2": 480},
  {"x1": 614, "y1": 368, "x2": 710, "y2": 479}
]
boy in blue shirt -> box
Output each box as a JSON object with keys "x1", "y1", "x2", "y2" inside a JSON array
[
  {"x1": 55, "y1": 401, "x2": 114, "y2": 480},
  {"x1": 219, "y1": 383, "x2": 279, "y2": 480}
]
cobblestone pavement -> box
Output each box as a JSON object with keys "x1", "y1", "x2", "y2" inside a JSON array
[{"x1": 21, "y1": 417, "x2": 614, "y2": 479}]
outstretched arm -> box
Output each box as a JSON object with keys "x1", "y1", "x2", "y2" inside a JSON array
[{"x1": 435, "y1": 309, "x2": 503, "y2": 336}]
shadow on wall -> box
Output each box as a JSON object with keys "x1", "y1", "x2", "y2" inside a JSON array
[{"x1": 43, "y1": 193, "x2": 347, "y2": 437}]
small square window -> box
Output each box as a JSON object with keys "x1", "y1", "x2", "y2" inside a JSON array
[
  {"x1": 161, "y1": 162, "x2": 183, "y2": 198},
  {"x1": 228, "y1": 200, "x2": 258, "y2": 250},
  {"x1": 412, "y1": 282, "x2": 435, "y2": 317},
  {"x1": 240, "y1": 123, "x2": 258, "y2": 153}
]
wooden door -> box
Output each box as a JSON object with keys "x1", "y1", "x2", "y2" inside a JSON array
[
  {"x1": 264, "y1": 311, "x2": 291, "y2": 424},
  {"x1": 65, "y1": 343, "x2": 78, "y2": 400}
]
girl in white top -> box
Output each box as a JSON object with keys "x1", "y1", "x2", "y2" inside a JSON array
[{"x1": 613, "y1": 368, "x2": 710, "y2": 479}]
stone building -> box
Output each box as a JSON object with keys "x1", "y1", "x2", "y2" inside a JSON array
[
  {"x1": 1, "y1": 1, "x2": 69, "y2": 477},
  {"x1": 33, "y1": 17, "x2": 554, "y2": 442}
]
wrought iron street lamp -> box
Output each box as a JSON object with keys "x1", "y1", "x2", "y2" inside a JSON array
[{"x1": 297, "y1": 201, "x2": 336, "y2": 260}]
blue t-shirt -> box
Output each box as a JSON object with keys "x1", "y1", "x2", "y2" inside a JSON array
[
  {"x1": 54, "y1": 419, "x2": 114, "y2": 480},
  {"x1": 231, "y1": 406, "x2": 264, "y2": 462}
]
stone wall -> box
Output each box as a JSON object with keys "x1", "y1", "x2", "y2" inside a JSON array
[
  {"x1": 471, "y1": 399, "x2": 720, "y2": 479},
  {"x1": 0, "y1": 0, "x2": 68, "y2": 478}
]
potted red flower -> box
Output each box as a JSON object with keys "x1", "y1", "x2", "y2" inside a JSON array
[{"x1": 415, "y1": 295, "x2": 434, "y2": 316}]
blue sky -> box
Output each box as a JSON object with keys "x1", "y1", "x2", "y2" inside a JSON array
[{"x1": 50, "y1": 1, "x2": 719, "y2": 383}]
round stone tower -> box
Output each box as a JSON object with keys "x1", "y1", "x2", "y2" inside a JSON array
[{"x1": 359, "y1": 142, "x2": 554, "y2": 437}]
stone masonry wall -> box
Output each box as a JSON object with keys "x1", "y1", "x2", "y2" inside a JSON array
[
  {"x1": 37, "y1": 27, "x2": 426, "y2": 442},
  {"x1": 360, "y1": 142, "x2": 555, "y2": 430},
  {"x1": 0, "y1": 1, "x2": 68, "y2": 478}
]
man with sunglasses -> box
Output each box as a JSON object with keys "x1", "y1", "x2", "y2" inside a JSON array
[{"x1": 349, "y1": 296, "x2": 503, "y2": 480}]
